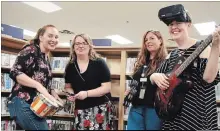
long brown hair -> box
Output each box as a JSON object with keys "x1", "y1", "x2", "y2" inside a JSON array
[
  {"x1": 29, "y1": 24, "x2": 56, "y2": 45},
  {"x1": 68, "y1": 33, "x2": 101, "y2": 63},
  {"x1": 133, "y1": 30, "x2": 168, "y2": 75}
]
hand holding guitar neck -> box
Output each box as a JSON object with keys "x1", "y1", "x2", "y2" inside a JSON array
[{"x1": 212, "y1": 25, "x2": 220, "y2": 47}]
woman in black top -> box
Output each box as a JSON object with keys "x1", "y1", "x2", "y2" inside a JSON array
[
  {"x1": 64, "y1": 33, "x2": 113, "y2": 130},
  {"x1": 7, "y1": 25, "x2": 63, "y2": 130},
  {"x1": 126, "y1": 30, "x2": 167, "y2": 130},
  {"x1": 149, "y1": 4, "x2": 220, "y2": 130}
]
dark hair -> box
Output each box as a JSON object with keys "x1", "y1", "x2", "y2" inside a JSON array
[{"x1": 30, "y1": 24, "x2": 56, "y2": 45}]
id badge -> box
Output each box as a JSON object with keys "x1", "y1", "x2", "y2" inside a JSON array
[
  {"x1": 140, "y1": 78, "x2": 147, "y2": 82},
  {"x1": 139, "y1": 88, "x2": 146, "y2": 99}
]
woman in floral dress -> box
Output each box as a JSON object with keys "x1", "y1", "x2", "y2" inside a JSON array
[{"x1": 64, "y1": 33, "x2": 114, "y2": 130}]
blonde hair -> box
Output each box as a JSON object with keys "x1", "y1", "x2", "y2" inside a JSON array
[
  {"x1": 68, "y1": 33, "x2": 101, "y2": 63},
  {"x1": 133, "y1": 30, "x2": 168, "y2": 75}
]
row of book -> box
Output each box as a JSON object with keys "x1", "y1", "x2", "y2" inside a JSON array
[
  {"x1": 126, "y1": 58, "x2": 137, "y2": 74},
  {"x1": 1, "y1": 53, "x2": 17, "y2": 68},
  {"x1": 1, "y1": 52, "x2": 136, "y2": 75},
  {"x1": 2, "y1": 52, "x2": 220, "y2": 76},
  {"x1": 1, "y1": 120, "x2": 16, "y2": 131},
  {"x1": 52, "y1": 78, "x2": 65, "y2": 92},
  {"x1": 50, "y1": 57, "x2": 107, "y2": 73},
  {"x1": 50, "y1": 57, "x2": 69, "y2": 73},
  {"x1": 1, "y1": 73, "x2": 14, "y2": 92},
  {"x1": 1, "y1": 120, "x2": 74, "y2": 130},
  {"x1": 1, "y1": 97, "x2": 9, "y2": 116}
]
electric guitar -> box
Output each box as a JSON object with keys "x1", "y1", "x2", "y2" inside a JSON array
[{"x1": 154, "y1": 32, "x2": 217, "y2": 120}]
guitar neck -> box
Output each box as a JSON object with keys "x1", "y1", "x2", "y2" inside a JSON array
[{"x1": 175, "y1": 34, "x2": 213, "y2": 77}]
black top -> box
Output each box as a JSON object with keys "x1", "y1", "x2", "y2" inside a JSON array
[
  {"x1": 131, "y1": 61, "x2": 157, "y2": 107},
  {"x1": 65, "y1": 58, "x2": 111, "y2": 109},
  {"x1": 9, "y1": 43, "x2": 52, "y2": 104}
]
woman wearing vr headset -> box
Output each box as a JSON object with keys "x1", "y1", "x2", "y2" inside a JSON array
[
  {"x1": 125, "y1": 30, "x2": 167, "y2": 130},
  {"x1": 149, "y1": 4, "x2": 220, "y2": 130}
]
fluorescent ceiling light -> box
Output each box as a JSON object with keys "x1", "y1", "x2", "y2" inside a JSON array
[
  {"x1": 23, "y1": 29, "x2": 36, "y2": 37},
  {"x1": 194, "y1": 21, "x2": 216, "y2": 36},
  {"x1": 105, "y1": 35, "x2": 133, "y2": 45},
  {"x1": 10, "y1": 25, "x2": 36, "y2": 37},
  {"x1": 22, "y1": 2, "x2": 62, "y2": 13}
]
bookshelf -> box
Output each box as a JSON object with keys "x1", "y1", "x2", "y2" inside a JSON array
[{"x1": 2, "y1": 35, "x2": 220, "y2": 130}]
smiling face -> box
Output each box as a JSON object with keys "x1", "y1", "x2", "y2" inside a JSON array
[
  {"x1": 168, "y1": 21, "x2": 190, "y2": 41},
  {"x1": 39, "y1": 27, "x2": 59, "y2": 52},
  {"x1": 144, "y1": 32, "x2": 162, "y2": 53},
  {"x1": 73, "y1": 36, "x2": 90, "y2": 56}
]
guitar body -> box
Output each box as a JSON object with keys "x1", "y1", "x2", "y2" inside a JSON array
[{"x1": 154, "y1": 56, "x2": 193, "y2": 120}]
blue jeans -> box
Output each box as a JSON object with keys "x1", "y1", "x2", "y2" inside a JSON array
[
  {"x1": 7, "y1": 97, "x2": 49, "y2": 130},
  {"x1": 127, "y1": 105, "x2": 162, "y2": 130}
]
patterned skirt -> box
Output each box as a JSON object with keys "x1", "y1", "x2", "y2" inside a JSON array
[{"x1": 73, "y1": 103, "x2": 115, "y2": 130}]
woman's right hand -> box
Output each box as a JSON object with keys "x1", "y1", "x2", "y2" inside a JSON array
[
  {"x1": 35, "y1": 84, "x2": 57, "y2": 102},
  {"x1": 124, "y1": 89, "x2": 130, "y2": 96},
  {"x1": 150, "y1": 73, "x2": 169, "y2": 90}
]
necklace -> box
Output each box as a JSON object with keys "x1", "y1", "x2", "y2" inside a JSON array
[
  {"x1": 74, "y1": 61, "x2": 85, "y2": 81},
  {"x1": 77, "y1": 59, "x2": 89, "y2": 74}
]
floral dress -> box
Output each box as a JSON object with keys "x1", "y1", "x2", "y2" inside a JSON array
[
  {"x1": 8, "y1": 43, "x2": 52, "y2": 104},
  {"x1": 73, "y1": 103, "x2": 115, "y2": 130}
]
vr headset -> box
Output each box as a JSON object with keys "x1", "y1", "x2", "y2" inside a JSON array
[{"x1": 158, "y1": 4, "x2": 191, "y2": 26}]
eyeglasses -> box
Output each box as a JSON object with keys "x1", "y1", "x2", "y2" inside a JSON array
[{"x1": 74, "y1": 42, "x2": 89, "y2": 46}]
